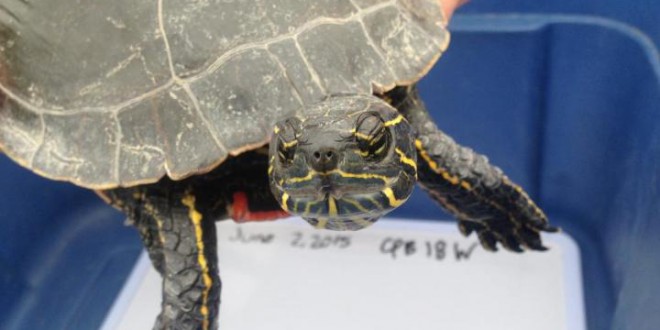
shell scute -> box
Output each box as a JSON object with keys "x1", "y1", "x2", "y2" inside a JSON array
[{"x1": 0, "y1": 0, "x2": 448, "y2": 188}]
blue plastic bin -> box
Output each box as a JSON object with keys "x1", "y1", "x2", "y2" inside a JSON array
[{"x1": 1, "y1": 3, "x2": 658, "y2": 330}]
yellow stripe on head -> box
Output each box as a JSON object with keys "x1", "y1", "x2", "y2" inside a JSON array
[
  {"x1": 315, "y1": 218, "x2": 328, "y2": 229},
  {"x1": 373, "y1": 142, "x2": 388, "y2": 155},
  {"x1": 343, "y1": 198, "x2": 371, "y2": 214},
  {"x1": 328, "y1": 197, "x2": 338, "y2": 217},
  {"x1": 382, "y1": 187, "x2": 406, "y2": 207},
  {"x1": 286, "y1": 171, "x2": 316, "y2": 184},
  {"x1": 383, "y1": 115, "x2": 405, "y2": 127},
  {"x1": 282, "y1": 139, "x2": 298, "y2": 149},
  {"x1": 281, "y1": 193, "x2": 290, "y2": 211},
  {"x1": 351, "y1": 216, "x2": 375, "y2": 228},
  {"x1": 355, "y1": 131, "x2": 371, "y2": 141},
  {"x1": 303, "y1": 201, "x2": 315, "y2": 217},
  {"x1": 366, "y1": 196, "x2": 384, "y2": 209},
  {"x1": 357, "y1": 150, "x2": 370, "y2": 157},
  {"x1": 395, "y1": 148, "x2": 417, "y2": 170},
  {"x1": 324, "y1": 169, "x2": 391, "y2": 183}
]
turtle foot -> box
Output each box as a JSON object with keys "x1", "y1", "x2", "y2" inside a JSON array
[{"x1": 459, "y1": 218, "x2": 558, "y2": 252}]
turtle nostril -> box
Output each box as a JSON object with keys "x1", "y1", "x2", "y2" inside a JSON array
[{"x1": 310, "y1": 147, "x2": 339, "y2": 171}]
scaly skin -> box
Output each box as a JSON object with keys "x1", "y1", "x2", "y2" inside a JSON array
[
  {"x1": 390, "y1": 86, "x2": 558, "y2": 252},
  {"x1": 104, "y1": 186, "x2": 220, "y2": 330},
  {"x1": 101, "y1": 150, "x2": 282, "y2": 330}
]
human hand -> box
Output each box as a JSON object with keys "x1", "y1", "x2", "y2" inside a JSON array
[{"x1": 442, "y1": 0, "x2": 469, "y2": 20}]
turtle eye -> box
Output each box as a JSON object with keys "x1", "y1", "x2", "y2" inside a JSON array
[
  {"x1": 355, "y1": 112, "x2": 390, "y2": 161},
  {"x1": 276, "y1": 119, "x2": 299, "y2": 164}
]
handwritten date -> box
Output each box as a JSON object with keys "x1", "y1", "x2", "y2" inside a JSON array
[{"x1": 291, "y1": 232, "x2": 352, "y2": 250}]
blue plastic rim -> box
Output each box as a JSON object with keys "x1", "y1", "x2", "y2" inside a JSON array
[{"x1": 1, "y1": 8, "x2": 659, "y2": 330}]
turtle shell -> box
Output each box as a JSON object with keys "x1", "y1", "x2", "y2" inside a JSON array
[{"x1": 0, "y1": 0, "x2": 449, "y2": 189}]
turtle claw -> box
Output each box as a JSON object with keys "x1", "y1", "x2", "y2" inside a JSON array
[
  {"x1": 516, "y1": 226, "x2": 548, "y2": 251},
  {"x1": 458, "y1": 220, "x2": 498, "y2": 251},
  {"x1": 502, "y1": 234, "x2": 524, "y2": 253},
  {"x1": 526, "y1": 221, "x2": 560, "y2": 234},
  {"x1": 477, "y1": 230, "x2": 498, "y2": 252},
  {"x1": 544, "y1": 224, "x2": 561, "y2": 233},
  {"x1": 458, "y1": 220, "x2": 479, "y2": 236}
]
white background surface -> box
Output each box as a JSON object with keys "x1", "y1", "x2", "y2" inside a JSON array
[{"x1": 103, "y1": 218, "x2": 585, "y2": 330}]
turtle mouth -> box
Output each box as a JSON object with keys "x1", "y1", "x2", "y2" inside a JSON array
[
  {"x1": 274, "y1": 168, "x2": 412, "y2": 230},
  {"x1": 279, "y1": 186, "x2": 405, "y2": 230},
  {"x1": 320, "y1": 177, "x2": 334, "y2": 194},
  {"x1": 279, "y1": 169, "x2": 390, "y2": 199},
  {"x1": 303, "y1": 216, "x2": 379, "y2": 231}
]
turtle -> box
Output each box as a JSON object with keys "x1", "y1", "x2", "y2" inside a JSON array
[{"x1": 0, "y1": 0, "x2": 558, "y2": 329}]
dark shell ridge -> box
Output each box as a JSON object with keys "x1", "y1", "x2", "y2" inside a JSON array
[{"x1": 0, "y1": 0, "x2": 449, "y2": 188}]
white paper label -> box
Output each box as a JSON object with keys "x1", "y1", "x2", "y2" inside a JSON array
[{"x1": 103, "y1": 218, "x2": 585, "y2": 330}]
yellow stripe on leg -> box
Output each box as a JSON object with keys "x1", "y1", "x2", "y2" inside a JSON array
[
  {"x1": 181, "y1": 194, "x2": 212, "y2": 330},
  {"x1": 143, "y1": 201, "x2": 166, "y2": 245},
  {"x1": 415, "y1": 139, "x2": 471, "y2": 190}
]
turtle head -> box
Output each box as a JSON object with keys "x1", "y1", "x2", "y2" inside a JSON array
[{"x1": 268, "y1": 95, "x2": 417, "y2": 231}]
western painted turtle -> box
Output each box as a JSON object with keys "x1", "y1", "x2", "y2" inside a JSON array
[{"x1": 0, "y1": 1, "x2": 556, "y2": 329}]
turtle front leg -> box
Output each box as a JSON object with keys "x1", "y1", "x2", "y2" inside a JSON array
[
  {"x1": 391, "y1": 86, "x2": 558, "y2": 252},
  {"x1": 102, "y1": 187, "x2": 221, "y2": 330},
  {"x1": 156, "y1": 191, "x2": 220, "y2": 330},
  {"x1": 99, "y1": 150, "x2": 288, "y2": 330}
]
